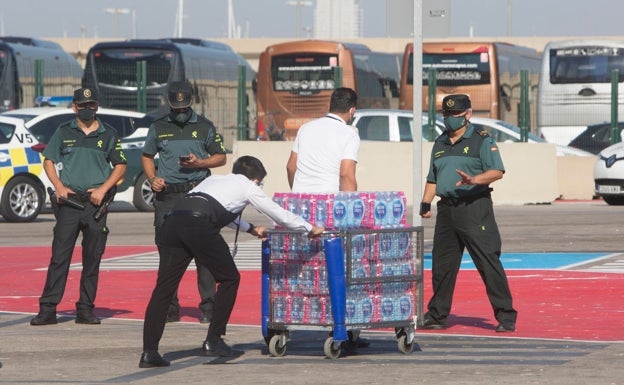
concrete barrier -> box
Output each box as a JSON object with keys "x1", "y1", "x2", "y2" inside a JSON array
[{"x1": 211, "y1": 141, "x2": 597, "y2": 205}]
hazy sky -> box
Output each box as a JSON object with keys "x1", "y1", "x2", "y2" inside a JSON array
[{"x1": 0, "y1": 0, "x2": 623, "y2": 39}]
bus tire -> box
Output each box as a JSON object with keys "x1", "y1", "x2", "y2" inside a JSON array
[
  {"x1": 0, "y1": 175, "x2": 44, "y2": 222},
  {"x1": 132, "y1": 173, "x2": 155, "y2": 212}
]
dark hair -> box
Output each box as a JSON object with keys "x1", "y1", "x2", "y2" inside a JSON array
[
  {"x1": 329, "y1": 87, "x2": 358, "y2": 113},
  {"x1": 232, "y1": 155, "x2": 267, "y2": 181}
]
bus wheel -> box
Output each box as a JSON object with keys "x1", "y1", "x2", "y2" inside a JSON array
[
  {"x1": 0, "y1": 176, "x2": 44, "y2": 222},
  {"x1": 132, "y1": 174, "x2": 155, "y2": 212}
]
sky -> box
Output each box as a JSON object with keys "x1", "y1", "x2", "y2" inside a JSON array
[{"x1": 0, "y1": 0, "x2": 623, "y2": 40}]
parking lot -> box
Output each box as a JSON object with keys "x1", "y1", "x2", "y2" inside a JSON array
[{"x1": 0, "y1": 200, "x2": 623, "y2": 384}]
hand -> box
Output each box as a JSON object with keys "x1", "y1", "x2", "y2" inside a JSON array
[
  {"x1": 87, "y1": 186, "x2": 107, "y2": 206},
  {"x1": 179, "y1": 153, "x2": 199, "y2": 168},
  {"x1": 419, "y1": 202, "x2": 432, "y2": 218},
  {"x1": 308, "y1": 226, "x2": 325, "y2": 239},
  {"x1": 150, "y1": 176, "x2": 166, "y2": 192},
  {"x1": 252, "y1": 225, "x2": 267, "y2": 240},
  {"x1": 455, "y1": 169, "x2": 474, "y2": 186}
]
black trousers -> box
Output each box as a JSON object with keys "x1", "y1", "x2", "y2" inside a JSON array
[
  {"x1": 38, "y1": 201, "x2": 108, "y2": 312},
  {"x1": 142, "y1": 213, "x2": 240, "y2": 352},
  {"x1": 427, "y1": 196, "x2": 517, "y2": 324},
  {"x1": 154, "y1": 191, "x2": 215, "y2": 313}
]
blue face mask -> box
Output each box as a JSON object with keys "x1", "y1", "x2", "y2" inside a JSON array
[{"x1": 443, "y1": 115, "x2": 467, "y2": 131}]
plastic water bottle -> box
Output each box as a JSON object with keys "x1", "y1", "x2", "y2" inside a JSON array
[
  {"x1": 349, "y1": 192, "x2": 365, "y2": 228},
  {"x1": 299, "y1": 195, "x2": 311, "y2": 222},
  {"x1": 373, "y1": 192, "x2": 388, "y2": 229},
  {"x1": 333, "y1": 192, "x2": 349, "y2": 229},
  {"x1": 389, "y1": 191, "x2": 405, "y2": 228},
  {"x1": 314, "y1": 195, "x2": 327, "y2": 227}
]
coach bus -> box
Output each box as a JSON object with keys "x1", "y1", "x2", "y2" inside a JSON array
[
  {"x1": 0, "y1": 36, "x2": 83, "y2": 111},
  {"x1": 256, "y1": 39, "x2": 401, "y2": 140},
  {"x1": 399, "y1": 42, "x2": 541, "y2": 130},
  {"x1": 82, "y1": 38, "x2": 256, "y2": 140},
  {"x1": 537, "y1": 39, "x2": 624, "y2": 145}
]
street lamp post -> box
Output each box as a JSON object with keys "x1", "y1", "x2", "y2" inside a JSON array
[
  {"x1": 104, "y1": 8, "x2": 130, "y2": 38},
  {"x1": 285, "y1": 0, "x2": 312, "y2": 38}
]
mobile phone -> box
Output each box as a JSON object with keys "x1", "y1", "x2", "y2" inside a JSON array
[{"x1": 179, "y1": 155, "x2": 191, "y2": 162}]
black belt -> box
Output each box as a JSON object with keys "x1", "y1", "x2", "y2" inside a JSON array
[
  {"x1": 68, "y1": 192, "x2": 92, "y2": 202},
  {"x1": 440, "y1": 189, "x2": 492, "y2": 206},
  {"x1": 163, "y1": 180, "x2": 202, "y2": 194},
  {"x1": 164, "y1": 209, "x2": 207, "y2": 219}
]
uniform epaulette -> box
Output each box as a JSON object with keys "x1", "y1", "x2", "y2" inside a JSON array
[{"x1": 475, "y1": 127, "x2": 490, "y2": 137}]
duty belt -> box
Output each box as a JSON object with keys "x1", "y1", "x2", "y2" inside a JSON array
[
  {"x1": 164, "y1": 180, "x2": 203, "y2": 194},
  {"x1": 68, "y1": 192, "x2": 92, "y2": 202},
  {"x1": 440, "y1": 188, "x2": 492, "y2": 206}
]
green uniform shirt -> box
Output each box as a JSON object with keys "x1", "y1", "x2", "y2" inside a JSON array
[
  {"x1": 142, "y1": 111, "x2": 227, "y2": 184},
  {"x1": 42, "y1": 118, "x2": 126, "y2": 192},
  {"x1": 426, "y1": 123, "x2": 505, "y2": 199}
]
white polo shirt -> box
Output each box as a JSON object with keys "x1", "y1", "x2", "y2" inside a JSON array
[{"x1": 291, "y1": 113, "x2": 360, "y2": 193}]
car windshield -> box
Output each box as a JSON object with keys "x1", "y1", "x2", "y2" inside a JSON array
[{"x1": 2, "y1": 113, "x2": 39, "y2": 123}]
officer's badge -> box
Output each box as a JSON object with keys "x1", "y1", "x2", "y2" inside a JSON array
[
  {"x1": 84, "y1": 89, "x2": 92, "y2": 98},
  {"x1": 445, "y1": 98, "x2": 455, "y2": 109},
  {"x1": 176, "y1": 92, "x2": 185, "y2": 102}
]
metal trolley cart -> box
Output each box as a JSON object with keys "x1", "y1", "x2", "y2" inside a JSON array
[{"x1": 261, "y1": 227, "x2": 424, "y2": 359}]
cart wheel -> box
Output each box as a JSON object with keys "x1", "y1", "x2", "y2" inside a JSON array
[
  {"x1": 323, "y1": 337, "x2": 342, "y2": 359},
  {"x1": 397, "y1": 334, "x2": 414, "y2": 354},
  {"x1": 268, "y1": 335, "x2": 287, "y2": 357}
]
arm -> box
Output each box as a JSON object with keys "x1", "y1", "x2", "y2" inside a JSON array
[
  {"x1": 455, "y1": 169, "x2": 503, "y2": 186},
  {"x1": 419, "y1": 182, "x2": 437, "y2": 218},
  {"x1": 286, "y1": 151, "x2": 298, "y2": 189},
  {"x1": 142, "y1": 153, "x2": 165, "y2": 192},
  {"x1": 181, "y1": 153, "x2": 227, "y2": 169},
  {"x1": 43, "y1": 159, "x2": 73, "y2": 200},
  {"x1": 339, "y1": 159, "x2": 357, "y2": 191},
  {"x1": 89, "y1": 163, "x2": 126, "y2": 206}
]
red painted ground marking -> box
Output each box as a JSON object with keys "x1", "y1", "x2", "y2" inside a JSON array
[{"x1": 1, "y1": 246, "x2": 622, "y2": 342}]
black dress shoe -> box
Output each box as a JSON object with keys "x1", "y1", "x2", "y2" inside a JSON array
[
  {"x1": 203, "y1": 339, "x2": 243, "y2": 357},
  {"x1": 139, "y1": 351, "x2": 170, "y2": 368},
  {"x1": 418, "y1": 315, "x2": 447, "y2": 330},
  {"x1": 75, "y1": 312, "x2": 101, "y2": 325},
  {"x1": 30, "y1": 312, "x2": 57, "y2": 326},
  {"x1": 166, "y1": 310, "x2": 180, "y2": 323},
  {"x1": 495, "y1": 321, "x2": 516, "y2": 332}
]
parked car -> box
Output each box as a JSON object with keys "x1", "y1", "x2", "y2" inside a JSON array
[
  {"x1": 0, "y1": 108, "x2": 155, "y2": 222},
  {"x1": 351, "y1": 109, "x2": 594, "y2": 157},
  {"x1": 594, "y1": 141, "x2": 624, "y2": 205},
  {"x1": 568, "y1": 122, "x2": 624, "y2": 155}
]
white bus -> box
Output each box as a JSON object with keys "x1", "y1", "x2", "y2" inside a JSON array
[{"x1": 537, "y1": 39, "x2": 624, "y2": 146}]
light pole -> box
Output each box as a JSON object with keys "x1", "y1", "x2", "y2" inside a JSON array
[
  {"x1": 285, "y1": 0, "x2": 313, "y2": 38},
  {"x1": 104, "y1": 8, "x2": 130, "y2": 38}
]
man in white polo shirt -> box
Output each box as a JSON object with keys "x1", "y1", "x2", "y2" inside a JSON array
[{"x1": 286, "y1": 87, "x2": 360, "y2": 193}]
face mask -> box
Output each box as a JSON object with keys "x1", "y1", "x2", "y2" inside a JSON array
[
  {"x1": 443, "y1": 115, "x2": 466, "y2": 131},
  {"x1": 170, "y1": 109, "x2": 192, "y2": 124},
  {"x1": 77, "y1": 108, "x2": 96, "y2": 122}
]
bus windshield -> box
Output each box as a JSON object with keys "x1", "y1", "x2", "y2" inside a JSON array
[
  {"x1": 549, "y1": 46, "x2": 624, "y2": 84},
  {"x1": 271, "y1": 54, "x2": 338, "y2": 94},
  {"x1": 92, "y1": 48, "x2": 174, "y2": 87},
  {"x1": 419, "y1": 53, "x2": 491, "y2": 86}
]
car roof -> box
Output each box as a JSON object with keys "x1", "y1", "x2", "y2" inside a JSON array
[
  {"x1": 3, "y1": 106, "x2": 148, "y2": 119},
  {"x1": 0, "y1": 115, "x2": 28, "y2": 125}
]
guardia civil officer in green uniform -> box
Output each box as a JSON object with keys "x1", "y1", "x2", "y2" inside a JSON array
[
  {"x1": 30, "y1": 87, "x2": 127, "y2": 326},
  {"x1": 418, "y1": 94, "x2": 517, "y2": 333},
  {"x1": 142, "y1": 81, "x2": 227, "y2": 324}
]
